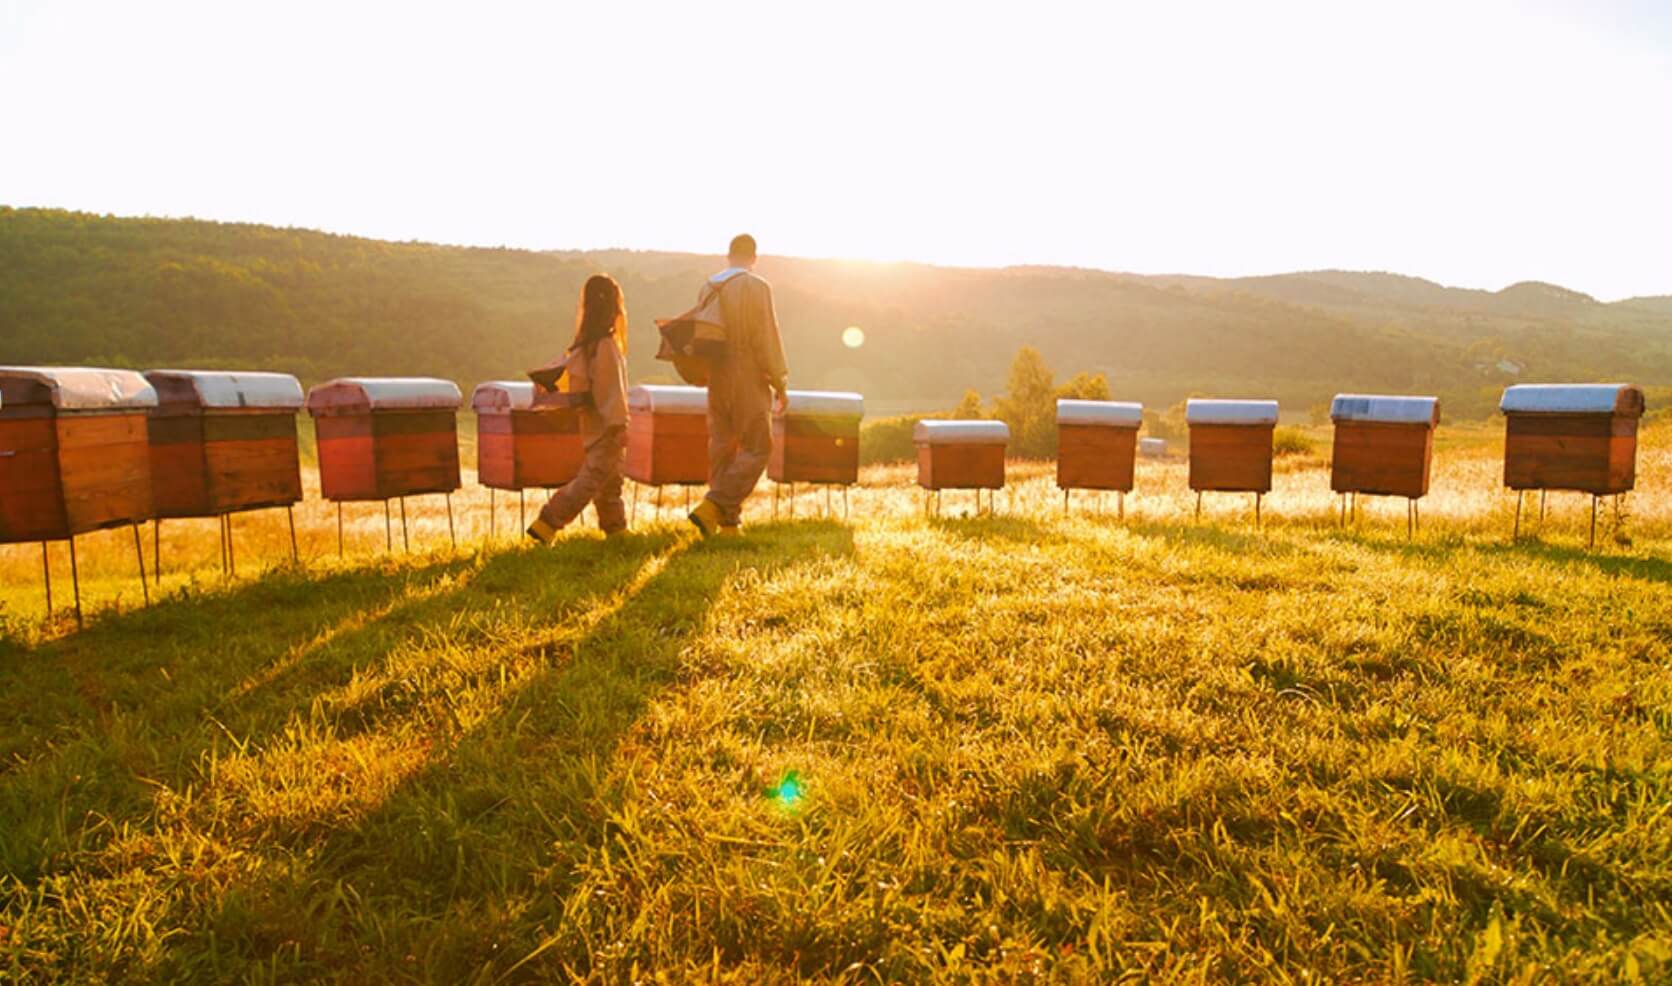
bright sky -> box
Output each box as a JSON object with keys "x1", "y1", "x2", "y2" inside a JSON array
[{"x1": 3, "y1": 0, "x2": 1669, "y2": 300}]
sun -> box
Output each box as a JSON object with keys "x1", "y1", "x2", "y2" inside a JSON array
[{"x1": 842, "y1": 326, "x2": 865, "y2": 349}]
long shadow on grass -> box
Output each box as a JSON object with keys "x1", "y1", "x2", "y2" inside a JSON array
[
  {"x1": 929, "y1": 512, "x2": 1062, "y2": 545},
  {"x1": 0, "y1": 533, "x2": 685, "y2": 884},
  {"x1": 177, "y1": 521, "x2": 855, "y2": 979},
  {"x1": 1353, "y1": 531, "x2": 1672, "y2": 587}
]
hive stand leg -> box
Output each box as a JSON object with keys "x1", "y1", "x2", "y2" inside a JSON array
[
  {"x1": 789, "y1": 483, "x2": 796, "y2": 519},
  {"x1": 287, "y1": 505, "x2": 299, "y2": 564},
  {"x1": 384, "y1": 501, "x2": 393, "y2": 552},
  {"x1": 400, "y1": 498, "x2": 410, "y2": 552},
  {"x1": 773, "y1": 483, "x2": 780, "y2": 520},
  {"x1": 1540, "y1": 489, "x2": 1548, "y2": 527},
  {"x1": 1120, "y1": 490, "x2": 1126, "y2": 521},
  {"x1": 656, "y1": 486, "x2": 663, "y2": 518},
  {"x1": 133, "y1": 523, "x2": 149, "y2": 606},
  {"x1": 1407, "y1": 498, "x2": 1414, "y2": 541},
  {"x1": 69, "y1": 535, "x2": 82, "y2": 629},
  {"x1": 337, "y1": 502, "x2": 345, "y2": 558},
  {"x1": 1513, "y1": 491, "x2": 1523, "y2": 542},
  {"x1": 445, "y1": 493, "x2": 456, "y2": 548},
  {"x1": 226, "y1": 515, "x2": 236, "y2": 577},
  {"x1": 522, "y1": 489, "x2": 528, "y2": 531},
  {"x1": 936, "y1": 490, "x2": 942, "y2": 517},
  {"x1": 684, "y1": 486, "x2": 691, "y2": 512},
  {"x1": 826, "y1": 486, "x2": 832, "y2": 518},
  {"x1": 153, "y1": 520, "x2": 162, "y2": 586},
  {"x1": 1351, "y1": 492, "x2": 1358, "y2": 526},
  {"x1": 1255, "y1": 492, "x2": 1262, "y2": 529},
  {"x1": 843, "y1": 485, "x2": 850, "y2": 520},
  {"x1": 1589, "y1": 495, "x2": 1598, "y2": 550},
  {"x1": 217, "y1": 515, "x2": 227, "y2": 574},
  {"x1": 1064, "y1": 489, "x2": 1070, "y2": 515},
  {"x1": 1339, "y1": 494, "x2": 1347, "y2": 528},
  {"x1": 489, "y1": 489, "x2": 496, "y2": 542},
  {"x1": 1414, "y1": 499, "x2": 1420, "y2": 535},
  {"x1": 1195, "y1": 491, "x2": 1203, "y2": 522},
  {"x1": 41, "y1": 543, "x2": 52, "y2": 620}
]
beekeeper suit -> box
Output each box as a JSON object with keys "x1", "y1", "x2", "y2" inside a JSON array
[{"x1": 689, "y1": 234, "x2": 787, "y2": 535}]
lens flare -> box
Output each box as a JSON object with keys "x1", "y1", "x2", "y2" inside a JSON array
[
  {"x1": 842, "y1": 326, "x2": 865, "y2": 349},
  {"x1": 770, "y1": 771, "x2": 803, "y2": 811}
]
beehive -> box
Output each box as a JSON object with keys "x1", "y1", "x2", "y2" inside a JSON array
[
  {"x1": 625, "y1": 385, "x2": 709, "y2": 487},
  {"x1": 1187, "y1": 399, "x2": 1279, "y2": 493},
  {"x1": 144, "y1": 370, "x2": 304, "y2": 518},
  {"x1": 769, "y1": 390, "x2": 864, "y2": 486},
  {"x1": 306, "y1": 377, "x2": 462, "y2": 502},
  {"x1": 1056, "y1": 399, "x2": 1142, "y2": 492},
  {"x1": 0, "y1": 366, "x2": 157, "y2": 543},
  {"x1": 1329, "y1": 394, "x2": 1439, "y2": 499},
  {"x1": 915, "y1": 420, "x2": 1009, "y2": 490},
  {"x1": 1500, "y1": 384, "x2": 1644, "y2": 495},
  {"x1": 471, "y1": 381, "x2": 583, "y2": 491}
]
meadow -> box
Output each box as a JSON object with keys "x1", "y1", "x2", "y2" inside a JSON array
[{"x1": 1, "y1": 423, "x2": 1670, "y2": 981}]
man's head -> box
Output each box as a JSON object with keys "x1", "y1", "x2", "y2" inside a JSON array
[{"x1": 728, "y1": 233, "x2": 758, "y2": 269}]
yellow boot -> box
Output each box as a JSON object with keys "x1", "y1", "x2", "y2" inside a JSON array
[
  {"x1": 526, "y1": 519, "x2": 558, "y2": 545},
  {"x1": 717, "y1": 525, "x2": 742, "y2": 538},
  {"x1": 688, "y1": 498, "x2": 723, "y2": 537}
]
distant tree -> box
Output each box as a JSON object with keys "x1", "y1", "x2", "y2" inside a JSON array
[
  {"x1": 1055, "y1": 371, "x2": 1111, "y2": 402},
  {"x1": 953, "y1": 389, "x2": 985, "y2": 419},
  {"x1": 1308, "y1": 401, "x2": 1332, "y2": 426},
  {"x1": 994, "y1": 346, "x2": 1057, "y2": 457}
]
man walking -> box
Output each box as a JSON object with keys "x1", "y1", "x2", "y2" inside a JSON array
[{"x1": 688, "y1": 233, "x2": 788, "y2": 536}]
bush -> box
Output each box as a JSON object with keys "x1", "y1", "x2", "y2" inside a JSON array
[
  {"x1": 860, "y1": 414, "x2": 922, "y2": 465},
  {"x1": 1273, "y1": 426, "x2": 1318, "y2": 457}
]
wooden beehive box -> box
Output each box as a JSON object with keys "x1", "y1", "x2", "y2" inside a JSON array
[
  {"x1": 1187, "y1": 399, "x2": 1279, "y2": 493},
  {"x1": 144, "y1": 370, "x2": 304, "y2": 518},
  {"x1": 1329, "y1": 394, "x2": 1439, "y2": 499},
  {"x1": 915, "y1": 420, "x2": 1009, "y2": 490},
  {"x1": 625, "y1": 385, "x2": 709, "y2": 486},
  {"x1": 769, "y1": 390, "x2": 864, "y2": 486},
  {"x1": 1056, "y1": 399, "x2": 1142, "y2": 492},
  {"x1": 306, "y1": 377, "x2": 462, "y2": 502},
  {"x1": 472, "y1": 381, "x2": 584, "y2": 491},
  {"x1": 0, "y1": 366, "x2": 157, "y2": 542},
  {"x1": 1500, "y1": 384, "x2": 1645, "y2": 495}
]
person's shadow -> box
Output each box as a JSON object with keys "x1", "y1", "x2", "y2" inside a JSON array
[{"x1": 161, "y1": 520, "x2": 855, "y2": 978}]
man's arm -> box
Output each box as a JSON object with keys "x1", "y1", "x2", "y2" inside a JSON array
[{"x1": 754, "y1": 279, "x2": 789, "y2": 399}]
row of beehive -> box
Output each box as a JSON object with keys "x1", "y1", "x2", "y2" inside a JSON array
[
  {"x1": 0, "y1": 368, "x2": 1648, "y2": 551},
  {"x1": 0, "y1": 371, "x2": 868, "y2": 549}
]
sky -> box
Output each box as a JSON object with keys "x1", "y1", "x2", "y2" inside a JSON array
[{"x1": 2, "y1": 0, "x2": 1670, "y2": 300}]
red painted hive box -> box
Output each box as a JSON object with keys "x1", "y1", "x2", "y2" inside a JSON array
[
  {"x1": 1499, "y1": 384, "x2": 1645, "y2": 495},
  {"x1": 625, "y1": 385, "x2": 708, "y2": 486},
  {"x1": 471, "y1": 381, "x2": 584, "y2": 491},
  {"x1": 144, "y1": 370, "x2": 304, "y2": 518},
  {"x1": 915, "y1": 420, "x2": 1009, "y2": 490},
  {"x1": 769, "y1": 390, "x2": 864, "y2": 486},
  {"x1": 1187, "y1": 399, "x2": 1279, "y2": 494},
  {"x1": 1329, "y1": 394, "x2": 1439, "y2": 499},
  {"x1": 306, "y1": 377, "x2": 462, "y2": 502},
  {"x1": 1056, "y1": 399, "x2": 1142, "y2": 492},
  {"x1": 0, "y1": 366, "x2": 157, "y2": 543}
]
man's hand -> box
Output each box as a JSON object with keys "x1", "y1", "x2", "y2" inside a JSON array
[{"x1": 772, "y1": 387, "x2": 789, "y2": 415}]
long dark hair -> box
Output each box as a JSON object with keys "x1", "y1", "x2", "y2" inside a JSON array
[{"x1": 571, "y1": 274, "x2": 628, "y2": 354}]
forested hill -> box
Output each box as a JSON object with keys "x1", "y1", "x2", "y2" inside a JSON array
[{"x1": 3, "y1": 206, "x2": 1669, "y2": 419}]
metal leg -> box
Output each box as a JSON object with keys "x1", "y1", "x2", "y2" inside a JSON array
[
  {"x1": 218, "y1": 514, "x2": 227, "y2": 574},
  {"x1": 133, "y1": 523, "x2": 149, "y2": 606},
  {"x1": 1340, "y1": 493, "x2": 1347, "y2": 527},
  {"x1": 41, "y1": 542, "x2": 52, "y2": 620},
  {"x1": 154, "y1": 520, "x2": 162, "y2": 586},
  {"x1": 1540, "y1": 489, "x2": 1548, "y2": 526},
  {"x1": 1513, "y1": 491, "x2": 1523, "y2": 541},
  {"x1": 1119, "y1": 490, "x2": 1125, "y2": 521},
  {"x1": 69, "y1": 535, "x2": 82, "y2": 629},
  {"x1": 826, "y1": 486, "x2": 832, "y2": 517},
  {"x1": 385, "y1": 500, "x2": 393, "y2": 552},
  {"x1": 337, "y1": 502, "x2": 344, "y2": 558},
  {"x1": 1407, "y1": 498, "x2": 1414, "y2": 540},
  {"x1": 400, "y1": 497, "x2": 410, "y2": 552},
  {"x1": 843, "y1": 486, "x2": 850, "y2": 520},
  {"x1": 1255, "y1": 493, "x2": 1262, "y2": 529},
  {"x1": 522, "y1": 488, "x2": 528, "y2": 530},
  {"x1": 1351, "y1": 492, "x2": 1358, "y2": 526},
  {"x1": 445, "y1": 493, "x2": 456, "y2": 548},
  {"x1": 1064, "y1": 489, "x2": 1070, "y2": 515},
  {"x1": 936, "y1": 490, "x2": 942, "y2": 517},
  {"x1": 490, "y1": 488, "x2": 496, "y2": 542},
  {"x1": 1195, "y1": 491, "x2": 1203, "y2": 521},
  {"x1": 1414, "y1": 500, "x2": 1420, "y2": 535},
  {"x1": 287, "y1": 505, "x2": 299, "y2": 564},
  {"x1": 1589, "y1": 495, "x2": 1598, "y2": 549},
  {"x1": 684, "y1": 486, "x2": 691, "y2": 512},
  {"x1": 226, "y1": 514, "x2": 235, "y2": 576},
  {"x1": 773, "y1": 483, "x2": 780, "y2": 520},
  {"x1": 656, "y1": 486, "x2": 663, "y2": 516}
]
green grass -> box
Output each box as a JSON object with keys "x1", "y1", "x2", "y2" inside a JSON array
[{"x1": 3, "y1": 499, "x2": 1671, "y2": 981}]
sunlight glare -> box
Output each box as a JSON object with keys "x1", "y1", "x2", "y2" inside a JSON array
[{"x1": 842, "y1": 327, "x2": 865, "y2": 349}]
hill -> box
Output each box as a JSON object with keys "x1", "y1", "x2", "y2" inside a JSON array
[{"x1": 3, "y1": 206, "x2": 1670, "y2": 419}]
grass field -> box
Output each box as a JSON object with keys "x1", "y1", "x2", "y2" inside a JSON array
[{"x1": 2, "y1": 425, "x2": 1670, "y2": 981}]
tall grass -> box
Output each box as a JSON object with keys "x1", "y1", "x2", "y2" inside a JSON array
[{"x1": 0, "y1": 425, "x2": 1668, "y2": 980}]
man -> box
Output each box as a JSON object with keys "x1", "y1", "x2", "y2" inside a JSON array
[{"x1": 689, "y1": 233, "x2": 788, "y2": 536}]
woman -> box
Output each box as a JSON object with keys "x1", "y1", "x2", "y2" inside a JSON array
[{"x1": 527, "y1": 274, "x2": 630, "y2": 543}]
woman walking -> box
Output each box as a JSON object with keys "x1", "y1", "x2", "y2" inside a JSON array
[{"x1": 527, "y1": 274, "x2": 630, "y2": 542}]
